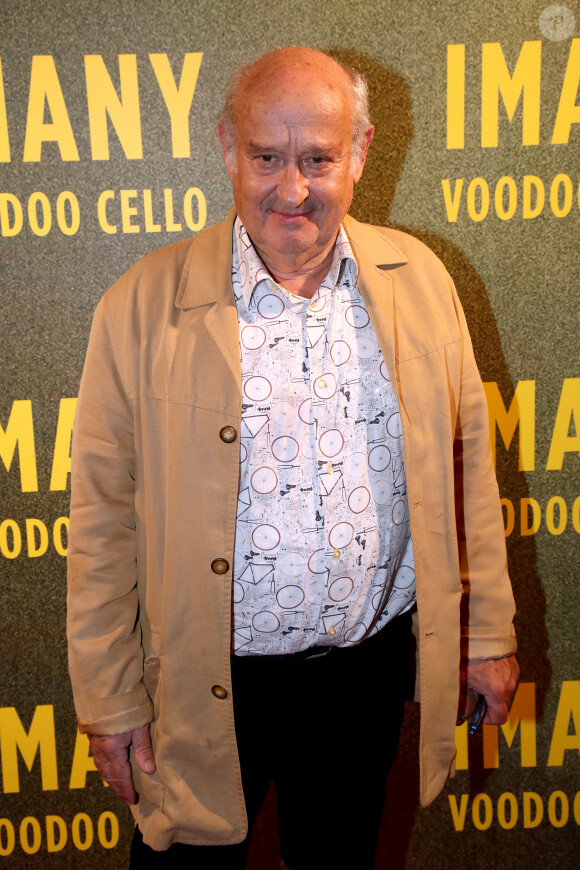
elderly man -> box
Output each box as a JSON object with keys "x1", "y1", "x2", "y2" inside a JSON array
[{"x1": 67, "y1": 47, "x2": 518, "y2": 868}]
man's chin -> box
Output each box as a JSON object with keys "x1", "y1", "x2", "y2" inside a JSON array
[
  {"x1": 272, "y1": 238, "x2": 319, "y2": 258},
  {"x1": 263, "y1": 226, "x2": 319, "y2": 255}
]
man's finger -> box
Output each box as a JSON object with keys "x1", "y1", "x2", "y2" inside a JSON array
[
  {"x1": 132, "y1": 723, "x2": 156, "y2": 775},
  {"x1": 89, "y1": 731, "x2": 137, "y2": 805}
]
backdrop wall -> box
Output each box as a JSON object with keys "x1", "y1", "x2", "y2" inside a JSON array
[{"x1": 0, "y1": 1, "x2": 578, "y2": 867}]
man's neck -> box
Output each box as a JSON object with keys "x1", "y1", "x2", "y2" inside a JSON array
[{"x1": 253, "y1": 242, "x2": 336, "y2": 300}]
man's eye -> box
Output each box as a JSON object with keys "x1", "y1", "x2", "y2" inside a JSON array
[
  {"x1": 311, "y1": 156, "x2": 329, "y2": 165},
  {"x1": 259, "y1": 155, "x2": 274, "y2": 163}
]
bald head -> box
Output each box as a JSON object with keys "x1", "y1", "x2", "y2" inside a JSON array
[{"x1": 219, "y1": 47, "x2": 371, "y2": 168}]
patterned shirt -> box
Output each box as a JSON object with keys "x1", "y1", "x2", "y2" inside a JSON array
[{"x1": 231, "y1": 217, "x2": 415, "y2": 655}]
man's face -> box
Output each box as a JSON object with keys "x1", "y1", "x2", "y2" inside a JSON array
[{"x1": 220, "y1": 65, "x2": 370, "y2": 269}]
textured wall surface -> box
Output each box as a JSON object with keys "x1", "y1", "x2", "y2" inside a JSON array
[{"x1": 0, "y1": 0, "x2": 578, "y2": 866}]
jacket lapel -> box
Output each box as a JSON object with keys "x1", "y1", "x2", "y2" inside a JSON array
[
  {"x1": 343, "y1": 216, "x2": 408, "y2": 398},
  {"x1": 175, "y1": 209, "x2": 242, "y2": 395}
]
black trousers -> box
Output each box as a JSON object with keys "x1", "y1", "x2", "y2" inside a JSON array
[{"x1": 130, "y1": 613, "x2": 412, "y2": 869}]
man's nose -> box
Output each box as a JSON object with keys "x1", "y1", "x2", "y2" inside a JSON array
[{"x1": 277, "y1": 164, "x2": 309, "y2": 207}]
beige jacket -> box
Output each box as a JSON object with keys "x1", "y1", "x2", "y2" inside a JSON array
[{"x1": 67, "y1": 211, "x2": 516, "y2": 849}]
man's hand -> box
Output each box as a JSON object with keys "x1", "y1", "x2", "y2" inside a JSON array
[
  {"x1": 89, "y1": 723, "x2": 155, "y2": 805},
  {"x1": 463, "y1": 655, "x2": 520, "y2": 725}
]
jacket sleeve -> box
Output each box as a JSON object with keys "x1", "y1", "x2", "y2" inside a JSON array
[
  {"x1": 67, "y1": 292, "x2": 153, "y2": 735},
  {"x1": 450, "y1": 276, "x2": 517, "y2": 660}
]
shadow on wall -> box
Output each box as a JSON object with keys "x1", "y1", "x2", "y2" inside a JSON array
[
  {"x1": 247, "y1": 50, "x2": 550, "y2": 870},
  {"x1": 337, "y1": 49, "x2": 549, "y2": 868}
]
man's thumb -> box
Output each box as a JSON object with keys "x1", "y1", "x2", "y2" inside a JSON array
[{"x1": 132, "y1": 724, "x2": 156, "y2": 775}]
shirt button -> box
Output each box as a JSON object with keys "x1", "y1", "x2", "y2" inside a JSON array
[
  {"x1": 212, "y1": 685, "x2": 228, "y2": 700},
  {"x1": 211, "y1": 558, "x2": 229, "y2": 574},
  {"x1": 220, "y1": 426, "x2": 237, "y2": 443},
  {"x1": 328, "y1": 626, "x2": 337, "y2": 636}
]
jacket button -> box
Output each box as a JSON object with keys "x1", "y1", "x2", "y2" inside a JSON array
[
  {"x1": 212, "y1": 685, "x2": 228, "y2": 700},
  {"x1": 211, "y1": 558, "x2": 229, "y2": 574},
  {"x1": 220, "y1": 426, "x2": 237, "y2": 443}
]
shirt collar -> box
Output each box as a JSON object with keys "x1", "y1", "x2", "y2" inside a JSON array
[{"x1": 233, "y1": 215, "x2": 359, "y2": 308}]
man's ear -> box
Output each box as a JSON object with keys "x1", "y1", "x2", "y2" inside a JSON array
[
  {"x1": 218, "y1": 123, "x2": 236, "y2": 179},
  {"x1": 353, "y1": 126, "x2": 374, "y2": 184}
]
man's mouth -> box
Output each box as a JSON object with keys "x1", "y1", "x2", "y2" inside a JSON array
[{"x1": 271, "y1": 209, "x2": 312, "y2": 221}]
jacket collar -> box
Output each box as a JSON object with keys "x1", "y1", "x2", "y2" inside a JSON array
[
  {"x1": 175, "y1": 209, "x2": 238, "y2": 309},
  {"x1": 175, "y1": 209, "x2": 408, "y2": 310},
  {"x1": 342, "y1": 214, "x2": 408, "y2": 271}
]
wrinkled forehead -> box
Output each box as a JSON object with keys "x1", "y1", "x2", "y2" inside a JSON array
[{"x1": 235, "y1": 58, "x2": 354, "y2": 130}]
